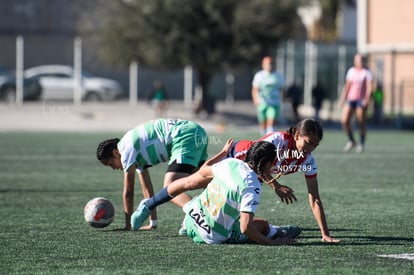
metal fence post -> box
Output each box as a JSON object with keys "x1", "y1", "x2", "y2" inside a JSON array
[
  {"x1": 184, "y1": 66, "x2": 193, "y2": 107},
  {"x1": 129, "y1": 61, "x2": 138, "y2": 106},
  {"x1": 16, "y1": 36, "x2": 24, "y2": 105},
  {"x1": 73, "y1": 37, "x2": 82, "y2": 105}
]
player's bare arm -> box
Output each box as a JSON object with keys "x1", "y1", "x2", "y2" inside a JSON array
[
  {"x1": 251, "y1": 86, "x2": 260, "y2": 105},
  {"x1": 240, "y1": 212, "x2": 270, "y2": 245},
  {"x1": 240, "y1": 212, "x2": 295, "y2": 245},
  {"x1": 363, "y1": 79, "x2": 373, "y2": 108},
  {"x1": 123, "y1": 166, "x2": 136, "y2": 230},
  {"x1": 339, "y1": 81, "x2": 351, "y2": 107},
  {"x1": 305, "y1": 177, "x2": 340, "y2": 243},
  {"x1": 201, "y1": 138, "x2": 234, "y2": 168}
]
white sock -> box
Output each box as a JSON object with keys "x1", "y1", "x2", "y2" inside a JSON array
[{"x1": 266, "y1": 224, "x2": 278, "y2": 238}]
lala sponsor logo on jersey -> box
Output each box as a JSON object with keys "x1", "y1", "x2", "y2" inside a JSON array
[{"x1": 189, "y1": 208, "x2": 211, "y2": 234}]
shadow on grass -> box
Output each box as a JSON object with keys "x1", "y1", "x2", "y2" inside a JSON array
[
  {"x1": 100, "y1": 227, "x2": 413, "y2": 247},
  {"x1": 340, "y1": 236, "x2": 414, "y2": 245},
  {"x1": 298, "y1": 227, "x2": 414, "y2": 246},
  {"x1": 301, "y1": 227, "x2": 361, "y2": 232}
]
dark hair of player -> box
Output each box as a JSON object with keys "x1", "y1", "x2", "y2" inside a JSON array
[
  {"x1": 245, "y1": 141, "x2": 276, "y2": 179},
  {"x1": 96, "y1": 138, "x2": 120, "y2": 161},
  {"x1": 287, "y1": 118, "x2": 323, "y2": 140}
]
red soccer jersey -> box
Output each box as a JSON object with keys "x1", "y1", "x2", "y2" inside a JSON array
[{"x1": 230, "y1": 132, "x2": 317, "y2": 178}]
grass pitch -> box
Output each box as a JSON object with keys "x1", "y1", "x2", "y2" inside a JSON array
[{"x1": 0, "y1": 129, "x2": 413, "y2": 274}]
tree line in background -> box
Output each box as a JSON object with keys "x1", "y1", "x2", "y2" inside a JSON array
[{"x1": 78, "y1": 0, "x2": 353, "y2": 114}]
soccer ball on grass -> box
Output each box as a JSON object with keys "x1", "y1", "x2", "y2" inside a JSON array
[{"x1": 84, "y1": 197, "x2": 114, "y2": 228}]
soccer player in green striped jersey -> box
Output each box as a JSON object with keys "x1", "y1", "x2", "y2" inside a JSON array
[
  {"x1": 96, "y1": 119, "x2": 208, "y2": 231},
  {"x1": 132, "y1": 140, "x2": 299, "y2": 245}
]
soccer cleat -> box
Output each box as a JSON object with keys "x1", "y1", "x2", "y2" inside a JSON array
[
  {"x1": 178, "y1": 224, "x2": 187, "y2": 236},
  {"x1": 272, "y1": 225, "x2": 302, "y2": 239},
  {"x1": 131, "y1": 199, "x2": 151, "y2": 230},
  {"x1": 356, "y1": 144, "x2": 364, "y2": 153},
  {"x1": 343, "y1": 141, "x2": 355, "y2": 153}
]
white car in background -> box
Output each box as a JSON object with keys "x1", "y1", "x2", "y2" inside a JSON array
[{"x1": 24, "y1": 65, "x2": 123, "y2": 101}]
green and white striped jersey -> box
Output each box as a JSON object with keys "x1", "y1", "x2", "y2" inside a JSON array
[
  {"x1": 184, "y1": 158, "x2": 262, "y2": 244},
  {"x1": 252, "y1": 70, "x2": 284, "y2": 106},
  {"x1": 117, "y1": 119, "x2": 207, "y2": 172}
]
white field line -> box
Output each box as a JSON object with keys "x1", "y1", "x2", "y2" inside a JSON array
[{"x1": 377, "y1": 253, "x2": 414, "y2": 260}]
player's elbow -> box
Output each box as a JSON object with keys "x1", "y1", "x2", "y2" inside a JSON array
[{"x1": 240, "y1": 224, "x2": 249, "y2": 235}]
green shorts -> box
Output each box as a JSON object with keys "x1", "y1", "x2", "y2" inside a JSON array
[
  {"x1": 256, "y1": 103, "x2": 280, "y2": 123},
  {"x1": 184, "y1": 213, "x2": 206, "y2": 244},
  {"x1": 184, "y1": 213, "x2": 248, "y2": 244},
  {"x1": 169, "y1": 120, "x2": 208, "y2": 168}
]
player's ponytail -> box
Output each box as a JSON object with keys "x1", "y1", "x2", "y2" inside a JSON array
[
  {"x1": 96, "y1": 138, "x2": 120, "y2": 161},
  {"x1": 287, "y1": 118, "x2": 323, "y2": 140},
  {"x1": 245, "y1": 141, "x2": 276, "y2": 179}
]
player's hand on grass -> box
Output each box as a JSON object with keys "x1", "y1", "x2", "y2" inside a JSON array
[
  {"x1": 321, "y1": 235, "x2": 340, "y2": 243},
  {"x1": 274, "y1": 184, "x2": 297, "y2": 204}
]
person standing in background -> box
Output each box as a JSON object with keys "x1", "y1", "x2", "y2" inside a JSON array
[
  {"x1": 339, "y1": 54, "x2": 373, "y2": 153},
  {"x1": 286, "y1": 80, "x2": 303, "y2": 122},
  {"x1": 252, "y1": 56, "x2": 285, "y2": 135},
  {"x1": 147, "y1": 80, "x2": 169, "y2": 117}
]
